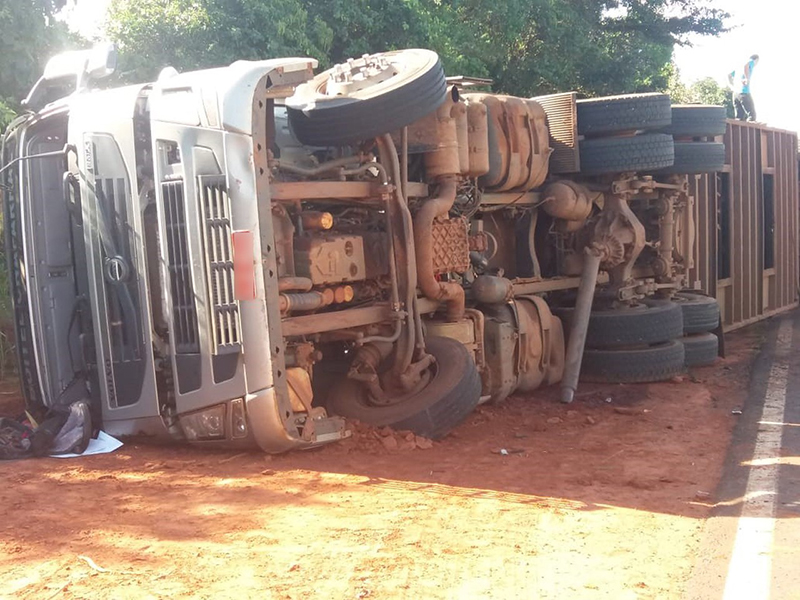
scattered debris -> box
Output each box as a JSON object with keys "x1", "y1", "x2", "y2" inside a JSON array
[
  {"x1": 380, "y1": 436, "x2": 399, "y2": 451},
  {"x1": 218, "y1": 452, "x2": 247, "y2": 464},
  {"x1": 78, "y1": 555, "x2": 109, "y2": 573},
  {"x1": 492, "y1": 448, "x2": 524, "y2": 455},
  {"x1": 613, "y1": 407, "x2": 649, "y2": 416}
]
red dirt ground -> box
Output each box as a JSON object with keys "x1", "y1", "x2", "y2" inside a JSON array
[{"x1": 0, "y1": 324, "x2": 764, "y2": 600}]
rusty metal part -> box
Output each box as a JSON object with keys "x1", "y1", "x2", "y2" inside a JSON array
[
  {"x1": 300, "y1": 211, "x2": 333, "y2": 231},
  {"x1": 397, "y1": 352, "x2": 436, "y2": 392},
  {"x1": 431, "y1": 217, "x2": 470, "y2": 274},
  {"x1": 286, "y1": 367, "x2": 315, "y2": 413},
  {"x1": 377, "y1": 135, "x2": 419, "y2": 377},
  {"x1": 481, "y1": 296, "x2": 563, "y2": 403},
  {"x1": 282, "y1": 303, "x2": 394, "y2": 337},
  {"x1": 285, "y1": 342, "x2": 321, "y2": 368},
  {"x1": 414, "y1": 178, "x2": 466, "y2": 322},
  {"x1": 464, "y1": 308, "x2": 486, "y2": 372},
  {"x1": 294, "y1": 234, "x2": 368, "y2": 285},
  {"x1": 593, "y1": 193, "x2": 646, "y2": 285},
  {"x1": 279, "y1": 289, "x2": 335, "y2": 312},
  {"x1": 462, "y1": 94, "x2": 550, "y2": 191},
  {"x1": 270, "y1": 180, "x2": 427, "y2": 202},
  {"x1": 593, "y1": 234, "x2": 625, "y2": 269},
  {"x1": 560, "y1": 246, "x2": 603, "y2": 404},
  {"x1": 286, "y1": 368, "x2": 330, "y2": 441},
  {"x1": 273, "y1": 155, "x2": 364, "y2": 179},
  {"x1": 346, "y1": 342, "x2": 392, "y2": 403},
  {"x1": 424, "y1": 319, "x2": 474, "y2": 344},
  {"x1": 465, "y1": 99, "x2": 490, "y2": 177},
  {"x1": 401, "y1": 126, "x2": 409, "y2": 201},
  {"x1": 453, "y1": 101, "x2": 470, "y2": 174},
  {"x1": 468, "y1": 232, "x2": 489, "y2": 253},
  {"x1": 541, "y1": 180, "x2": 593, "y2": 221},
  {"x1": 272, "y1": 204, "x2": 296, "y2": 277},
  {"x1": 515, "y1": 296, "x2": 564, "y2": 392},
  {"x1": 423, "y1": 89, "x2": 462, "y2": 180},
  {"x1": 278, "y1": 276, "x2": 312, "y2": 292},
  {"x1": 334, "y1": 285, "x2": 355, "y2": 304},
  {"x1": 655, "y1": 190, "x2": 678, "y2": 284},
  {"x1": 472, "y1": 275, "x2": 514, "y2": 304},
  {"x1": 424, "y1": 314, "x2": 484, "y2": 373},
  {"x1": 480, "y1": 191, "x2": 540, "y2": 207}
]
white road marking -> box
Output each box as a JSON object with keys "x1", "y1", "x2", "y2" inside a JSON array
[{"x1": 722, "y1": 318, "x2": 793, "y2": 600}]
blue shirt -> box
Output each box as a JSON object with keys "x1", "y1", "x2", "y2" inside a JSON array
[{"x1": 730, "y1": 59, "x2": 756, "y2": 94}]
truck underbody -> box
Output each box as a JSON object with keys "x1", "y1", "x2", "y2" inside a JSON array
[{"x1": 2, "y1": 47, "x2": 724, "y2": 452}]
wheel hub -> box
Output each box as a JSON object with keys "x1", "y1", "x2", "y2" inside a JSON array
[{"x1": 327, "y1": 54, "x2": 399, "y2": 96}]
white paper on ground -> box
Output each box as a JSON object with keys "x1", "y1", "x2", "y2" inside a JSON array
[{"x1": 50, "y1": 431, "x2": 123, "y2": 458}]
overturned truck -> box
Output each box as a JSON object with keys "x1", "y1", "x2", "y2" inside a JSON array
[{"x1": 2, "y1": 47, "x2": 724, "y2": 452}]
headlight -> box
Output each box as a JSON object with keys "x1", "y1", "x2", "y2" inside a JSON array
[
  {"x1": 230, "y1": 398, "x2": 247, "y2": 439},
  {"x1": 180, "y1": 405, "x2": 226, "y2": 441}
]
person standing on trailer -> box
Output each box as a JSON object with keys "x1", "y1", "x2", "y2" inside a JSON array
[{"x1": 728, "y1": 54, "x2": 759, "y2": 122}]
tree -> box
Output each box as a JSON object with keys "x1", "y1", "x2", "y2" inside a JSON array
[
  {"x1": 465, "y1": 0, "x2": 730, "y2": 97},
  {"x1": 0, "y1": 0, "x2": 75, "y2": 129},
  {"x1": 107, "y1": 0, "x2": 334, "y2": 82},
  {"x1": 667, "y1": 64, "x2": 733, "y2": 116},
  {"x1": 104, "y1": 0, "x2": 730, "y2": 99}
]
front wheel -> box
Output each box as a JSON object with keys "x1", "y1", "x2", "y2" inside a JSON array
[{"x1": 327, "y1": 336, "x2": 481, "y2": 439}]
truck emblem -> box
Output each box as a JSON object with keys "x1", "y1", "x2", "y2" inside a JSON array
[
  {"x1": 104, "y1": 255, "x2": 130, "y2": 283},
  {"x1": 83, "y1": 139, "x2": 94, "y2": 172}
]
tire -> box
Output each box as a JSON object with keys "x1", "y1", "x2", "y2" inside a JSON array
[
  {"x1": 579, "y1": 133, "x2": 674, "y2": 175},
  {"x1": 577, "y1": 93, "x2": 672, "y2": 135},
  {"x1": 581, "y1": 340, "x2": 686, "y2": 383},
  {"x1": 682, "y1": 333, "x2": 719, "y2": 367},
  {"x1": 657, "y1": 141, "x2": 725, "y2": 174},
  {"x1": 326, "y1": 336, "x2": 481, "y2": 439},
  {"x1": 287, "y1": 49, "x2": 447, "y2": 146},
  {"x1": 667, "y1": 105, "x2": 728, "y2": 137},
  {"x1": 673, "y1": 292, "x2": 720, "y2": 334},
  {"x1": 556, "y1": 301, "x2": 684, "y2": 349}
]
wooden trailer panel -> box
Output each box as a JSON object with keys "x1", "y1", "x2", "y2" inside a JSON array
[{"x1": 689, "y1": 121, "x2": 799, "y2": 332}]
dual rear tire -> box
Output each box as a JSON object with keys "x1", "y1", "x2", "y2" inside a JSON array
[{"x1": 559, "y1": 292, "x2": 722, "y2": 382}]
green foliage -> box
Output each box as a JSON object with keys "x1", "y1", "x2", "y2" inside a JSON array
[
  {"x1": 0, "y1": 99, "x2": 16, "y2": 131},
  {"x1": 105, "y1": 0, "x2": 729, "y2": 98},
  {"x1": 0, "y1": 0, "x2": 74, "y2": 107},
  {"x1": 667, "y1": 64, "x2": 734, "y2": 116},
  {"x1": 690, "y1": 77, "x2": 734, "y2": 116},
  {"x1": 107, "y1": 0, "x2": 334, "y2": 81}
]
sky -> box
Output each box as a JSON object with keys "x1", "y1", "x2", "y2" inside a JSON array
[
  {"x1": 66, "y1": 0, "x2": 799, "y2": 133},
  {"x1": 672, "y1": 0, "x2": 800, "y2": 133}
]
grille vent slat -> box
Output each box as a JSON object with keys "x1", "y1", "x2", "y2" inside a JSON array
[
  {"x1": 161, "y1": 179, "x2": 200, "y2": 353},
  {"x1": 199, "y1": 175, "x2": 241, "y2": 355},
  {"x1": 531, "y1": 92, "x2": 580, "y2": 174}
]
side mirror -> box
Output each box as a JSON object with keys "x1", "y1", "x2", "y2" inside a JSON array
[
  {"x1": 85, "y1": 43, "x2": 118, "y2": 81},
  {"x1": 23, "y1": 43, "x2": 118, "y2": 109}
]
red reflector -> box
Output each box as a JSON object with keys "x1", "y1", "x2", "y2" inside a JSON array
[{"x1": 231, "y1": 230, "x2": 256, "y2": 301}]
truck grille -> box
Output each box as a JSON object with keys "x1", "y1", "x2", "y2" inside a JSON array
[
  {"x1": 161, "y1": 179, "x2": 200, "y2": 353},
  {"x1": 198, "y1": 176, "x2": 241, "y2": 355},
  {"x1": 531, "y1": 92, "x2": 580, "y2": 174}
]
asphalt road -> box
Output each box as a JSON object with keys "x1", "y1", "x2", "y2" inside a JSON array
[{"x1": 687, "y1": 311, "x2": 800, "y2": 600}]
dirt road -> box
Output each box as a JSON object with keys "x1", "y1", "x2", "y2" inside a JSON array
[{"x1": 0, "y1": 325, "x2": 763, "y2": 600}]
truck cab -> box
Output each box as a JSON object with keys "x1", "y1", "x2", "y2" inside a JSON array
[{"x1": 3, "y1": 46, "x2": 348, "y2": 451}]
